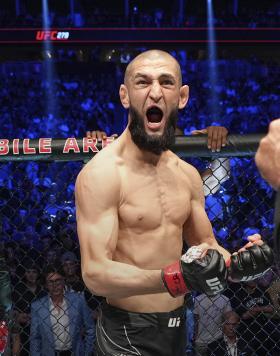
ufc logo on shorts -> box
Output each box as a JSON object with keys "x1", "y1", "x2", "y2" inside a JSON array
[
  {"x1": 206, "y1": 277, "x2": 224, "y2": 294},
  {"x1": 168, "y1": 317, "x2": 181, "y2": 327}
]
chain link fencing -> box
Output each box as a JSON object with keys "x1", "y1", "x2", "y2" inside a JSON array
[{"x1": 0, "y1": 136, "x2": 279, "y2": 355}]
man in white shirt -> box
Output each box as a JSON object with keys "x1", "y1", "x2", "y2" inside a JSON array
[
  {"x1": 30, "y1": 265, "x2": 94, "y2": 356},
  {"x1": 207, "y1": 311, "x2": 252, "y2": 355}
]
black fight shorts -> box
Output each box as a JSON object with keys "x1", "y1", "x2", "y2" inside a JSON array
[{"x1": 95, "y1": 302, "x2": 186, "y2": 356}]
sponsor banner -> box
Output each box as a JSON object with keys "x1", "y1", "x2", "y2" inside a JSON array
[{"x1": 0, "y1": 137, "x2": 115, "y2": 161}]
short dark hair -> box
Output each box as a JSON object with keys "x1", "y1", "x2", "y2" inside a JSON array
[
  {"x1": 42, "y1": 264, "x2": 65, "y2": 284},
  {"x1": 222, "y1": 311, "x2": 240, "y2": 323}
]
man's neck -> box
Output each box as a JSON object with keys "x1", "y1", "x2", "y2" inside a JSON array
[
  {"x1": 66, "y1": 275, "x2": 78, "y2": 283},
  {"x1": 225, "y1": 334, "x2": 237, "y2": 344},
  {"x1": 50, "y1": 295, "x2": 64, "y2": 307},
  {"x1": 26, "y1": 282, "x2": 37, "y2": 291},
  {"x1": 121, "y1": 128, "x2": 165, "y2": 166}
]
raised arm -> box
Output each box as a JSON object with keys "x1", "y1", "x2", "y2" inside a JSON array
[
  {"x1": 75, "y1": 159, "x2": 164, "y2": 299},
  {"x1": 182, "y1": 163, "x2": 273, "y2": 285}
]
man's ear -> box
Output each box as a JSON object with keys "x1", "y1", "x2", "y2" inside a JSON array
[
  {"x1": 119, "y1": 84, "x2": 130, "y2": 109},
  {"x1": 178, "y1": 85, "x2": 189, "y2": 109}
]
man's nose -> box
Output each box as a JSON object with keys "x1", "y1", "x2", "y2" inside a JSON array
[{"x1": 149, "y1": 81, "x2": 162, "y2": 102}]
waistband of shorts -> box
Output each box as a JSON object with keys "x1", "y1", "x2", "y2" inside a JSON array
[{"x1": 100, "y1": 302, "x2": 185, "y2": 327}]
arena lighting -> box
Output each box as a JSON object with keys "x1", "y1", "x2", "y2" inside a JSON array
[
  {"x1": 42, "y1": 0, "x2": 58, "y2": 133},
  {"x1": 206, "y1": 0, "x2": 220, "y2": 121}
]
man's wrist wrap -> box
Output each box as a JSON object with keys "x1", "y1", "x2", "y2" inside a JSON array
[{"x1": 161, "y1": 261, "x2": 189, "y2": 297}]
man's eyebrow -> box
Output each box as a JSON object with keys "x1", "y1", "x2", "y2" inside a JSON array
[
  {"x1": 159, "y1": 73, "x2": 176, "y2": 81},
  {"x1": 133, "y1": 73, "x2": 150, "y2": 80},
  {"x1": 133, "y1": 73, "x2": 176, "y2": 81}
]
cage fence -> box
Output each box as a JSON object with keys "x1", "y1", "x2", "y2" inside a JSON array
[{"x1": 0, "y1": 135, "x2": 279, "y2": 355}]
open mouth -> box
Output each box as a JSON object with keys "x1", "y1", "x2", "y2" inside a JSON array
[{"x1": 146, "y1": 106, "x2": 163, "y2": 124}]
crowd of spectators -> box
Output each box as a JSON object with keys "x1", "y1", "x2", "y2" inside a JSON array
[
  {"x1": 0, "y1": 1, "x2": 280, "y2": 28},
  {"x1": 1, "y1": 54, "x2": 278, "y2": 247},
  {"x1": 0, "y1": 52, "x2": 279, "y2": 354}
]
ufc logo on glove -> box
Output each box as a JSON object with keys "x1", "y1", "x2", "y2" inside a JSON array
[{"x1": 206, "y1": 277, "x2": 224, "y2": 294}]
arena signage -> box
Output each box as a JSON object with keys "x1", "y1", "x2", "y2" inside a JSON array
[
  {"x1": 0, "y1": 28, "x2": 279, "y2": 45},
  {"x1": 36, "y1": 31, "x2": 70, "y2": 41},
  {"x1": 0, "y1": 137, "x2": 114, "y2": 159},
  {"x1": 0, "y1": 135, "x2": 264, "y2": 161}
]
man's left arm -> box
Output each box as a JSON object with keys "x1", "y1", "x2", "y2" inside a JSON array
[{"x1": 182, "y1": 167, "x2": 274, "y2": 287}]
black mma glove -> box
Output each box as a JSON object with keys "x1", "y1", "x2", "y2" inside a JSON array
[
  {"x1": 162, "y1": 248, "x2": 228, "y2": 297},
  {"x1": 227, "y1": 242, "x2": 274, "y2": 282}
]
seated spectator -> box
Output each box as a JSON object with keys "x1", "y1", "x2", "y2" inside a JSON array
[
  {"x1": 228, "y1": 280, "x2": 277, "y2": 355},
  {"x1": 13, "y1": 260, "x2": 44, "y2": 355},
  {"x1": 61, "y1": 252, "x2": 85, "y2": 293},
  {"x1": 207, "y1": 311, "x2": 252, "y2": 355},
  {"x1": 193, "y1": 293, "x2": 232, "y2": 355},
  {"x1": 30, "y1": 265, "x2": 94, "y2": 355}
]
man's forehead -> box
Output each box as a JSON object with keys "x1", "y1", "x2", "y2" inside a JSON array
[
  {"x1": 130, "y1": 58, "x2": 179, "y2": 77},
  {"x1": 125, "y1": 51, "x2": 181, "y2": 84}
]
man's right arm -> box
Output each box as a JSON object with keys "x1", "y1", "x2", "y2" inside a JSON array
[
  {"x1": 255, "y1": 118, "x2": 280, "y2": 189},
  {"x1": 75, "y1": 160, "x2": 165, "y2": 298}
]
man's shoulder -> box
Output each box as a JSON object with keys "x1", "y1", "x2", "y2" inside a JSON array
[
  {"x1": 208, "y1": 337, "x2": 222, "y2": 348},
  {"x1": 207, "y1": 338, "x2": 224, "y2": 354},
  {"x1": 32, "y1": 295, "x2": 48, "y2": 308},
  {"x1": 65, "y1": 291, "x2": 84, "y2": 302},
  {"x1": 85, "y1": 142, "x2": 121, "y2": 171},
  {"x1": 194, "y1": 294, "x2": 210, "y2": 307},
  {"x1": 195, "y1": 293, "x2": 207, "y2": 302},
  {"x1": 176, "y1": 156, "x2": 202, "y2": 180},
  {"x1": 77, "y1": 144, "x2": 122, "y2": 185}
]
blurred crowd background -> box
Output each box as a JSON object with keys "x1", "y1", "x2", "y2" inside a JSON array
[
  {"x1": 0, "y1": 0, "x2": 280, "y2": 28},
  {"x1": 0, "y1": 1, "x2": 280, "y2": 354}
]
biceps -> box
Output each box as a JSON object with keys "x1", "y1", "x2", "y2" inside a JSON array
[{"x1": 77, "y1": 207, "x2": 119, "y2": 265}]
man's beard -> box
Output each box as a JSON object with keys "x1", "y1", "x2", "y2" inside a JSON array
[{"x1": 128, "y1": 106, "x2": 177, "y2": 155}]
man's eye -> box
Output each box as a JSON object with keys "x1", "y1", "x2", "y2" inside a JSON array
[
  {"x1": 136, "y1": 80, "x2": 147, "y2": 85},
  {"x1": 162, "y1": 80, "x2": 173, "y2": 85}
]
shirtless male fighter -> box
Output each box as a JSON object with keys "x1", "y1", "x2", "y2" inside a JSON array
[{"x1": 75, "y1": 50, "x2": 273, "y2": 356}]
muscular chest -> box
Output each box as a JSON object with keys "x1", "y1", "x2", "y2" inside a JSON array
[{"x1": 119, "y1": 164, "x2": 190, "y2": 230}]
